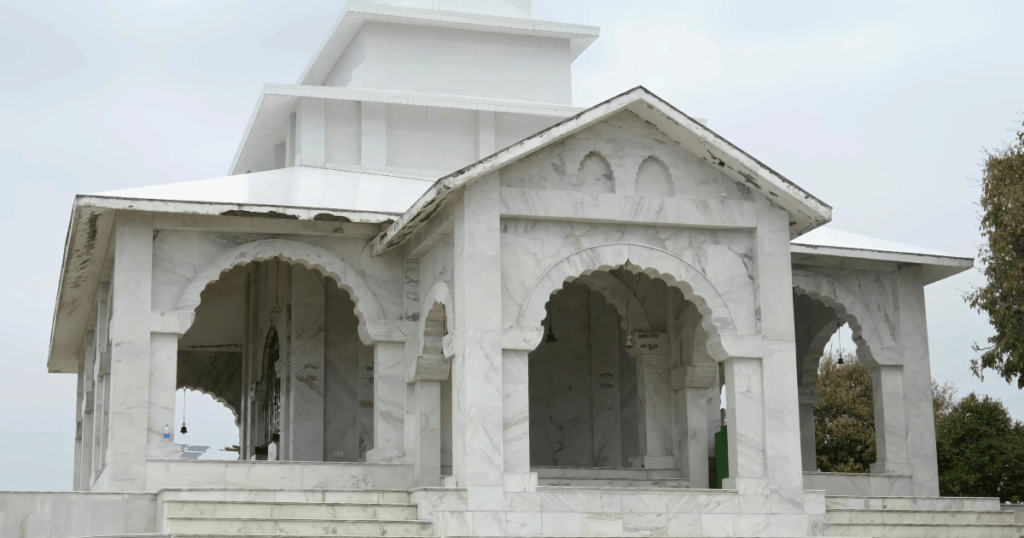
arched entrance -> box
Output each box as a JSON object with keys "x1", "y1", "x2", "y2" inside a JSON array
[{"x1": 173, "y1": 242, "x2": 382, "y2": 463}]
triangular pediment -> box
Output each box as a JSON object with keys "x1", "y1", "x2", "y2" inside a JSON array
[{"x1": 373, "y1": 86, "x2": 832, "y2": 253}]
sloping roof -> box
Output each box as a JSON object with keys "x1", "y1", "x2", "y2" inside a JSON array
[
  {"x1": 96, "y1": 166, "x2": 432, "y2": 218},
  {"x1": 791, "y1": 227, "x2": 973, "y2": 285},
  {"x1": 372, "y1": 86, "x2": 834, "y2": 254},
  {"x1": 297, "y1": 4, "x2": 600, "y2": 87}
]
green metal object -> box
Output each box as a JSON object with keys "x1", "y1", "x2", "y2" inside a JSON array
[{"x1": 714, "y1": 425, "x2": 728, "y2": 488}]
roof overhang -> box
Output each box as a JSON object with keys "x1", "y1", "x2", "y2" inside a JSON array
[
  {"x1": 229, "y1": 84, "x2": 583, "y2": 176},
  {"x1": 297, "y1": 4, "x2": 600, "y2": 87},
  {"x1": 47, "y1": 172, "x2": 420, "y2": 374},
  {"x1": 791, "y1": 242, "x2": 973, "y2": 285},
  {"x1": 372, "y1": 86, "x2": 834, "y2": 254}
]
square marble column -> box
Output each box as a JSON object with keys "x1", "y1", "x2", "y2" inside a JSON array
[
  {"x1": 723, "y1": 357, "x2": 767, "y2": 486},
  {"x1": 106, "y1": 212, "x2": 154, "y2": 492},
  {"x1": 895, "y1": 266, "x2": 941, "y2": 496},
  {"x1": 870, "y1": 364, "x2": 911, "y2": 475},
  {"x1": 678, "y1": 384, "x2": 711, "y2": 488},
  {"x1": 74, "y1": 360, "x2": 85, "y2": 491},
  {"x1": 452, "y1": 174, "x2": 505, "y2": 513},
  {"x1": 798, "y1": 387, "x2": 822, "y2": 472},
  {"x1": 79, "y1": 332, "x2": 96, "y2": 490},
  {"x1": 502, "y1": 349, "x2": 531, "y2": 475},
  {"x1": 412, "y1": 380, "x2": 442, "y2": 486},
  {"x1": 289, "y1": 266, "x2": 325, "y2": 462},
  {"x1": 367, "y1": 341, "x2": 406, "y2": 463},
  {"x1": 628, "y1": 333, "x2": 675, "y2": 469},
  {"x1": 753, "y1": 200, "x2": 805, "y2": 493},
  {"x1": 590, "y1": 295, "x2": 623, "y2": 467},
  {"x1": 147, "y1": 311, "x2": 194, "y2": 460}
]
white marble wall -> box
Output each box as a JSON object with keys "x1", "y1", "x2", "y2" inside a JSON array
[{"x1": 0, "y1": 492, "x2": 156, "y2": 538}]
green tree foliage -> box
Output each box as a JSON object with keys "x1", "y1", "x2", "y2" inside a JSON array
[
  {"x1": 932, "y1": 378, "x2": 958, "y2": 426},
  {"x1": 935, "y1": 392, "x2": 1024, "y2": 503},
  {"x1": 814, "y1": 353, "x2": 876, "y2": 473},
  {"x1": 966, "y1": 120, "x2": 1024, "y2": 388}
]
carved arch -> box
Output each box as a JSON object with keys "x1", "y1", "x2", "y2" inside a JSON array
[
  {"x1": 573, "y1": 272, "x2": 651, "y2": 333},
  {"x1": 172, "y1": 240, "x2": 384, "y2": 330},
  {"x1": 176, "y1": 384, "x2": 240, "y2": 426},
  {"x1": 519, "y1": 243, "x2": 740, "y2": 361},
  {"x1": 635, "y1": 155, "x2": 674, "y2": 197},
  {"x1": 792, "y1": 270, "x2": 897, "y2": 372},
  {"x1": 417, "y1": 281, "x2": 455, "y2": 355}
]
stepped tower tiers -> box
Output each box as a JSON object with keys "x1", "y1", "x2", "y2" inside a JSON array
[{"x1": 230, "y1": 0, "x2": 598, "y2": 177}]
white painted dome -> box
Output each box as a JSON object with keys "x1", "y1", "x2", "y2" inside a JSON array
[{"x1": 348, "y1": 0, "x2": 530, "y2": 18}]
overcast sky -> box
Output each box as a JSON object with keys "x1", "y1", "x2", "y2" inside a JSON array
[{"x1": 2, "y1": 0, "x2": 1022, "y2": 491}]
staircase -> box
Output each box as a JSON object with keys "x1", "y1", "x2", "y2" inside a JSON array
[
  {"x1": 84, "y1": 489, "x2": 432, "y2": 538},
  {"x1": 825, "y1": 496, "x2": 1024, "y2": 537},
  {"x1": 534, "y1": 466, "x2": 689, "y2": 488}
]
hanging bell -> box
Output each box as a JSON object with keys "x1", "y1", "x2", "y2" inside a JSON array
[
  {"x1": 624, "y1": 332, "x2": 636, "y2": 349},
  {"x1": 180, "y1": 421, "x2": 188, "y2": 435},
  {"x1": 837, "y1": 356, "x2": 845, "y2": 365},
  {"x1": 544, "y1": 320, "x2": 557, "y2": 343}
]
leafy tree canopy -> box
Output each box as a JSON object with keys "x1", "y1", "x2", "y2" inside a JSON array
[
  {"x1": 935, "y1": 392, "x2": 1024, "y2": 503},
  {"x1": 814, "y1": 353, "x2": 876, "y2": 473},
  {"x1": 966, "y1": 120, "x2": 1024, "y2": 388}
]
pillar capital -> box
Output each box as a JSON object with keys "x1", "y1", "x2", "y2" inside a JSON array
[
  {"x1": 150, "y1": 311, "x2": 195, "y2": 336},
  {"x1": 501, "y1": 324, "x2": 543, "y2": 351},
  {"x1": 359, "y1": 319, "x2": 416, "y2": 345},
  {"x1": 717, "y1": 333, "x2": 763, "y2": 361}
]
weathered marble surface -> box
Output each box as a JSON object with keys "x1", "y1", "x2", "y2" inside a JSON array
[
  {"x1": 143, "y1": 460, "x2": 414, "y2": 491},
  {"x1": 0, "y1": 491, "x2": 156, "y2": 538}
]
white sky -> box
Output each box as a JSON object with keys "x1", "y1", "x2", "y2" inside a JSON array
[{"x1": 2, "y1": 0, "x2": 1022, "y2": 490}]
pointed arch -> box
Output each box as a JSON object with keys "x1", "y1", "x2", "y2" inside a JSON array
[
  {"x1": 792, "y1": 270, "x2": 897, "y2": 369},
  {"x1": 635, "y1": 156, "x2": 674, "y2": 197},
  {"x1": 171, "y1": 240, "x2": 384, "y2": 329},
  {"x1": 519, "y1": 243, "x2": 739, "y2": 361},
  {"x1": 417, "y1": 281, "x2": 454, "y2": 358},
  {"x1": 572, "y1": 271, "x2": 651, "y2": 333}
]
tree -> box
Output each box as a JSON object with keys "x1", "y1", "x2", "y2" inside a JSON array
[
  {"x1": 932, "y1": 378, "x2": 958, "y2": 426},
  {"x1": 966, "y1": 120, "x2": 1024, "y2": 388},
  {"x1": 814, "y1": 353, "x2": 876, "y2": 473},
  {"x1": 935, "y1": 392, "x2": 1024, "y2": 503}
]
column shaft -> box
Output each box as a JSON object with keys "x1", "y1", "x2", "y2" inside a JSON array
[
  {"x1": 289, "y1": 266, "x2": 325, "y2": 462},
  {"x1": 502, "y1": 349, "x2": 530, "y2": 474},
  {"x1": 147, "y1": 333, "x2": 180, "y2": 458},
  {"x1": 680, "y1": 386, "x2": 710, "y2": 488},
  {"x1": 799, "y1": 403, "x2": 817, "y2": 472},
  {"x1": 368, "y1": 341, "x2": 406, "y2": 462},
  {"x1": 106, "y1": 213, "x2": 154, "y2": 491},
  {"x1": 724, "y1": 357, "x2": 766, "y2": 482},
  {"x1": 870, "y1": 365, "x2": 911, "y2": 474},
  {"x1": 413, "y1": 381, "x2": 442, "y2": 486}
]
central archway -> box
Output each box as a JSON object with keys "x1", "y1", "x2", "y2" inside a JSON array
[{"x1": 172, "y1": 239, "x2": 384, "y2": 338}]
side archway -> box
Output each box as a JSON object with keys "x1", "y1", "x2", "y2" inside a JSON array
[
  {"x1": 172, "y1": 240, "x2": 384, "y2": 328},
  {"x1": 519, "y1": 243, "x2": 740, "y2": 361},
  {"x1": 792, "y1": 270, "x2": 896, "y2": 369},
  {"x1": 416, "y1": 281, "x2": 455, "y2": 357}
]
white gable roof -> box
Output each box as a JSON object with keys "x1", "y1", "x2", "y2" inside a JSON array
[
  {"x1": 95, "y1": 166, "x2": 432, "y2": 219},
  {"x1": 372, "y1": 86, "x2": 834, "y2": 253}
]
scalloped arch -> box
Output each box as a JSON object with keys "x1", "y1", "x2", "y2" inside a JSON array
[
  {"x1": 177, "y1": 385, "x2": 240, "y2": 426},
  {"x1": 171, "y1": 240, "x2": 384, "y2": 326},
  {"x1": 417, "y1": 281, "x2": 454, "y2": 355},
  {"x1": 572, "y1": 272, "x2": 651, "y2": 333},
  {"x1": 519, "y1": 243, "x2": 740, "y2": 361},
  {"x1": 792, "y1": 270, "x2": 895, "y2": 371}
]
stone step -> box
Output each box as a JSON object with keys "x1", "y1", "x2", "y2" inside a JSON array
[
  {"x1": 538, "y1": 478, "x2": 689, "y2": 488},
  {"x1": 826, "y1": 495, "x2": 1002, "y2": 512},
  {"x1": 827, "y1": 508, "x2": 1017, "y2": 526},
  {"x1": 164, "y1": 517, "x2": 433, "y2": 536},
  {"x1": 533, "y1": 466, "x2": 681, "y2": 480},
  {"x1": 827, "y1": 522, "x2": 1024, "y2": 538},
  {"x1": 159, "y1": 489, "x2": 411, "y2": 504},
  {"x1": 163, "y1": 500, "x2": 419, "y2": 520}
]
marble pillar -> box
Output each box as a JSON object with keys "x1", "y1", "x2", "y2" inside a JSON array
[
  {"x1": 73, "y1": 360, "x2": 84, "y2": 491},
  {"x1": 676, "y1": 381, "x2": 711, "y2": 488},
  {"x1": 79, "y1": 332, "x2": 96, "y2": 490},
  {"x1": 590, "y1": 294, "x2": 623, "y2": 467},
  {"x1": 896, "y1": 266, "x2": 941, "y2": 496},
  {"x1": 628, "y1": 333, "x2": 675, "y2": 469},
  {"x1": 798, "y1": 387, "x2": 822, "y2": 472},
  {"x1": 502, "y1": 348, "x2": 530, "y2": 475},
  {"x1": 324, "y1": 282, "x2": 361, "y2": 462},
  {"x1": 147, "y1": 333, "x2": 179, "y2": 458},
  {"x1": 289, "y1": 266, "x2": 325, "y2": 462},
  {"x1": 753, "y1": 200, "x2": 805, "y2": 494},
  {"x1": 452, "y1": 173, "x2": 505, "y2": 514},
  {"x1": 106, "y1": 212, "x2": 154, "y2": 491},
  {"x1": 870, "y1": 365, "x2": 911, "y2": 475},
  {"x1": 412, "y1": 380, "x2": 442, "y2": 486},
  {"x1": 367, "y1": 341, "x2": 406, "y2": 463},
  {"x1": 723, "y1": 357, "x2": 767, "y2": 486}
]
